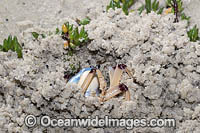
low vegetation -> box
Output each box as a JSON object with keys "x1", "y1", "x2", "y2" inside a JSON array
[
  {"x1": 107, "y1": 0, "x2": 134, "y2": 15},
  {"x1": 138, "y1": 0, "x2": 164, "y2": 15},
  {"x1": 32, "y1": 32, "x2": 46, "y2": 40},
  {"x1": 187, "y1": 25, "x2": 199, "y2": 42},
  {"x1": 76, "y1": 17, "x2": 91, "y2": 25},
  {"x1": 61, "y1": 21, "x2": 89, "y2": 55},
  {"x1": 166, "y1": 0, "x2": 190, "y2": 22},
  {"x1": 0, "y1": 35, "x2": 23, "y2": 58}
]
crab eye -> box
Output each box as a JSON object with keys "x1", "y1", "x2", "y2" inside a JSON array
[
  {"x1": 64, "y1": 75, "x2": 69, "y2": 79},
  {"x1": 118, "y1": 64, "x2": 127, "y2": 69},
  {"x1": 64, "y1": 74, "x2": 71, "y2": 81},
  {"x1": 89, "y1": 68, "x2": 96, "y2": 73},
  {"x1": 119, "y1": 83, "x2": 128, "y2": 91}
]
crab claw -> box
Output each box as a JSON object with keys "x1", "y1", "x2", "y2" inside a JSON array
[
  {"x1": 103, "y1": 83, "x2": 130, "y2": 101},
  {"x1": 80, "y1": 68, "x2": 96, "y2": 95},
  {"x1": 110, "y1": 64, "x2": 134, "y2": 85},
  {"x1": 103, "y1": 85, "x2": 122, "y2": 101},
  {"x1": 108, "y1": 66, "x2": 115, "y2": 82},
  {"x1": 109, "y1": 64, "x2": 124, "y2": 88}
]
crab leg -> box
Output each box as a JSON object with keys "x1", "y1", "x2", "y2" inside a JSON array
[
  {"x1": 81, "y1": 69, "x2": 96, "y2": 94},
  {"x1": 125, "y1": 67, "x2": 134, "y2": 79},
  {"x1": 96, "y1": 69, "x2": 107, "y2": 96},
  {"x1": 125, "y1": 90, "x2": 131, "y2": 101}
]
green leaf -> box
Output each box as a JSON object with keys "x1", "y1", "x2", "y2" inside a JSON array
[
  {"x1": 15, "y1": 43, "x2": 23, "y2": 58},
  {"x1": 56, "y1": 28, "x2": 60, "y2": 34},
  {"x1": 157, "y1": 7, "x2": 164, "y2": 14},
  {"x1": 138, "y1": 5, "x2": 145, "y2": 14},
  {"x1": 107, "y1": 0, "x2": 121, "y2": 11},
  {"x1": 0, "y1": 45, "x2": 3, "y2": 51},
  {"x1": 166, "y1": 0, "x2": 172, "y2": 7},
  {"x1": 79, "y1": 27, "x2": 85, "y2": 38},
  {"x1": 41, "y1": 34, "x2": 46, "y2": 38},
  {"x1": 69, "y1": 31, "x2": 74, "y2": 41},
  {"x1": 122, "y1": 0, "x2": 129, "y2": 15},
  {"x1": 79, "y1": 18, "x2": 90, "y2": 25},
  {"x1": 181, "y1": 13, "x2": 190, "y2": 21},
  {"x1": 193, "y1": 26, "x2": 199, "y2": 40},
  {"x1": 128, "y1": 0, "x2": 134, "y2": 8},
  {"x1": 177, "y1": 0, "x2": 184, "y2": 13},
  {"x1": 79, "y1": 27, "x2": 89, "y2": 42},
  {"x1": 3, "y1": 39, "x2": 8, "y2": 52},
  {"x1": 152, "y1": 0, "x2": 157, "y2": 11},
  {"x1": 69, "y1": 43, "x2": 76, "y2": 49},
  {"x1": 74, "y1": 27, "x2": 79, "y2": 40},
  {"x1": 7, "y1": 35, "x2": 12, "y2": 50},
  {"x1": 155, "y1": 1, "x2": 159, "y2": 10},
  {"x1": 188, "y1": 25, "x2": 200, "y2": 42},
  {"x1": 67, "y1": 50, "x2": 73, "y2": 56},
  {"x1": 12, "y1": 36, "x2": 18, "y2": 51},
  {"x1": 32, "y1": 32, "x2": 39, "y2": 40},
  {"x1": 145, "y1": 0, "x2": 151, "y2": 13}
]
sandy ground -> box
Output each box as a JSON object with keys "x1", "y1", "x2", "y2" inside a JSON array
[
  {"x1": 0, "y1": 0, "x2": 200, "y2": 42},
  {"x1": 0, "y1": 0, "x2": 109, "y2": 41},
  {"x1": 0, "y1": 0, "x2": 200, "y2": 133}
]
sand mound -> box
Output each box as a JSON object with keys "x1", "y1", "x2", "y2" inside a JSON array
[{"x1": 0, "y1": 2, "x2": 200, "y2": 133}]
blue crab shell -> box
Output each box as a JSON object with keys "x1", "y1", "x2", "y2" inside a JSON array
[
  {"x1": 68, "y1": 68, "x2": 100, "y2": 97},
  {"x1": 68, "y1": 68, "x2": 92, "y2": 83}
]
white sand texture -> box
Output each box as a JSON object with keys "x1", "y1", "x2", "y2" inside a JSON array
[{"x1": 0, "y1": 0, "x2": 200, "y2": 132}]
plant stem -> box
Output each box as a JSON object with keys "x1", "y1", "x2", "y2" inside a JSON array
[{"x1": 173, "y1": 0, "x2": 179, "y2": 23}]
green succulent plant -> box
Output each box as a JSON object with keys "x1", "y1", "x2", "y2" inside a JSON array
[
  {"x1": 32, "y1": 32, "x2": 46, "y2": 40},
  {"x1": 0, "y1": 35, "x2": 23, "y2": 58},
  {"x1": 56, "y1": 28, "x2": 60, "y2": 34},
  {"x1": 181, "y1": 13, "x2": 190, "y2": 21},
  {"x1": 138, "y1": 0, "x2": 164, "y2": 15},
  {"x1": 107, "y1": 0, "x2": 121, "y2": 11},
  {"x1": 187, "y1": 25, "x2": 199, "y2": 42},
  {"x1": 62, "y1": 22, "x2": 89, "y2": 51},
  {"x1": 166, "y1": 0, "x2": 190, "y2": 22},
  {"x1": 107, "y1": 0, "x2": 134, "y2": 15},
  {"x1": 79, "y1": 18, "x2": 91, "y2": 25}
]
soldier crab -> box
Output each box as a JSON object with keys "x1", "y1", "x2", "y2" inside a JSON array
[{"x1": 67, "y1": 64, "x2": 134, "y2": 102}]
